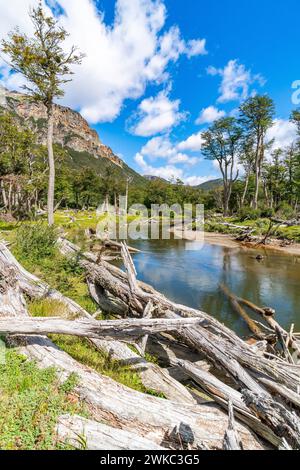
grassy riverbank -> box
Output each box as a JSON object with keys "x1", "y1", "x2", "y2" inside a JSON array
[{"x1": 205, "y1": 216, "x2": 300, "y2": 242}]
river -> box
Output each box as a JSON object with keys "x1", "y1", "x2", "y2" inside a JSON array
[{"x1": 124, "y1": 238, "x2": 300, "y2": 337}]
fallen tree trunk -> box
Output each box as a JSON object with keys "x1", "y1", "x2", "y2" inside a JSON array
[
  {"x1": 0, "y1": 316, "x2": 203, "y2": 342},
  {"x1": 169, "y1": 358, "x2": 281, "y2": 447},
  {"x1": 56, "y1": 415, "x2": 166, "y2": 450},
  {"x1": 237, "y1": 296, "x2": 300, "y2": 358},
  {"x1": 243, "y1": 391, "x2": 300, "y2": 449},
  {"x1": 220, "y1": 285, "x2": 265, "y2": 340}
]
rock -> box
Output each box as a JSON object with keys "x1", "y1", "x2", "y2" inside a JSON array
[{"x1": 2, "y1": 89, "x2": 123, "y2": 168}]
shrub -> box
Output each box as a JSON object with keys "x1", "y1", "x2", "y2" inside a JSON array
[
  {"x1": 260, "y1": 207, "x2": 275, "y2": 218},
  {"x1": 15, "y1": 222, "x2": 57, "y2": 261},
  {"x1": 276, "y1": 203, "x2": 295, "y2": 220},
  {"x1": 238, "y1": 207, "x2": 261, "y2": 221}
]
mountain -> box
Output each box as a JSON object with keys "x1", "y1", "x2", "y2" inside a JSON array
[
  {"x1": 197, "y1": 179, "x2": 223, "y2": 191},
  {"x1": 144, "y1": 175, "x2": 169, "y2": 183},
  {"x1": 1, "y1": 88, "x2": 145, "y2": 184}
]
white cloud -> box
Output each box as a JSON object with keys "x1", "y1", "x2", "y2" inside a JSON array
[
  {"x1": 135, "y1": 153, "x2": 184, "y2": 180},
  {"x1": 135, "y1": 153, "x2": 215, "y2": 184},
  {"x1": 140, "y1": 136, "x2": 175, "y2": 159},
  {"x1": 177, "y1": 131, "x2": 204, "y2": 152},
  {"x1": 129, "y1": 89, "x2": 187, "y2": 136},
  {"x1": 207, "y1": 59, "x2": 265, "y2": 103},
  {"x1": 140, "y1": 135, "x2": 199, "y2": 166},
  {"x1": 168, "y1": 153, "x2": 199, "y2": 166},
  {"x1": 185, "y1": 175, "x2": 217, "y2": 186},
  {"x1": 266, "y1": 119, "x2": 298, "y2": 153},
  {"x1": 0, "y1": 0, "x2": 207, "y2": 124},
  {"x1": 195, "y1": 105, "x2": 225, "y2": 125},
  {"x1": 186, "y1": 39, "x2": 207, "y2": 58}
]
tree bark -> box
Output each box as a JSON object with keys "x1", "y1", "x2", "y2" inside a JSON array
[
  {"x1": 47, "y1": 103, "x2": 55, "y2": 226},
  {"x1": 56, "y1": 415, "x2": 167, "y2": 450},
  {"x1": 241, "y1": 174, "x2": 249, "y2": 207},
  {"x1": 0, "y1": 316, "x2": 204, "y2": 341}
]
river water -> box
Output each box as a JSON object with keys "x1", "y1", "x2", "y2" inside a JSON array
[{"x1": 125, "y1": 238, "x2": 300, "y2": 337}]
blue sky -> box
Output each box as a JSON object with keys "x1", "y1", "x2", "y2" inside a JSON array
[{"x1": 0, "y1": 0, "x2": 299, "y2": 184}]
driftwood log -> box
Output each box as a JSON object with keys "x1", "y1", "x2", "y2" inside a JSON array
[
  {"x1": 56, "y1": 415, "x2": 166, "y2": 450},
  {"x1": 0, "y1": 316, "x2": 204, "y2": 341},
  {"x1": 220, "y1": 284, "x2": 265, "y2": 340}
]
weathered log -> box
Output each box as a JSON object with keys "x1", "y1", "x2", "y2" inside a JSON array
[
  {"x1": 223, "y1": 402, "x2": 243, "y2": 451},
  {"x1": 56, "y1": 415, "x2": 166, "y2": 450},
  {"x1": 243, "y1": 390, "x2": 300, "y2": 449},
  {"x1": 136, "y1": 301, "x2": 154, "y2": 357},
  {"x1": 0, "y1": 242, "x2": 92, "y2": 319},
  {"x1": 169, "y1": 358, "x2": 281, "y2": 447},
  {"x1": 237, "y1": 296, "x2": 300, "y2": 357},
  {"x1": 0, "y1": 316, "x2": 203, "y2": 341},
  {"x1": 221, "y1": 284, "x2": 265, "y2": 340},
  {"x1": 95, "y1": 338, "x2": 198, "y2": 404}
]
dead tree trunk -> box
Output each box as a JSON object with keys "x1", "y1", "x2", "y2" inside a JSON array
[{"x1": 56, "y1": 415, "x2": 167, "y2": 450}]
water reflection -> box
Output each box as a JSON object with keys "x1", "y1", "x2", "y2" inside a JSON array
[{"x1": 123, "y1": 239, "x2": 300, "y2": 337}]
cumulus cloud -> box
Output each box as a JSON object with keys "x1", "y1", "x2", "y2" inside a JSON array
[
  {"x1": 186, "y1": 39, "x2": 207, "y2": 58},
  {"x1": 266, "y1": 119, "x2": 298, "y2": 153},
  {"x1": 0, "y1": 0, "x2": 207, "y2": 124},
  {"x1": 195, "y1": 105, "x2": 225, "y2": 125},
  {"x1": 135, "y1": 153, "x2": 184, "y2": 181},
  {"x1": 207, "y1": 59, "x2": 265, "y2": 103},
  {"x1": 129, "y1": 89, "x2": 187, "y2": 136},
  {"x1": 135, "y1": 152, "x2": 215, "y2": 184},
  {"x1": 140, "y1": 135, "x2": 199, "y2": 166},
  {"x1": 177, "y1": 131, "x2": 204, "y2": 152}
]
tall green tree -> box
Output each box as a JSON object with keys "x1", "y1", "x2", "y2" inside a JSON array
[
  {"x1": 239, "y1": 95, "x2": 275, "y2": 209},
  {"x1": 2, "y1": 2, "x2": 83, "y2": 225},
  {"x1": 202, "y1": 117, "x2": 242, "y2": 215}
]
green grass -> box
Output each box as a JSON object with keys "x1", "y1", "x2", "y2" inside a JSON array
[
  {"x1": 0, "y1": 349, "x2": 86, "y2": 450},
  {"x1": 28, "y1": 298, "x2": 165, "y2": 397}
]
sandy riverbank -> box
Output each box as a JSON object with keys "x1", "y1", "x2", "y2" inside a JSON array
[{"x1": 172, "y1": 228, "x2": 300, "y2": 256}]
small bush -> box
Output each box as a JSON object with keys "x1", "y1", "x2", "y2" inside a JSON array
[
  {"x1": 238, "y1": 207, "x2": 261, "y2": 221},
  {"x1": 15, "y1": 222, "x2": 57, "y2": 261},
  {"x1": 260, "y1": 207, "x2": 275, "y2": 218},
  {"x1": 276, "y1": 203, "x2": 295, "y2": 220}
]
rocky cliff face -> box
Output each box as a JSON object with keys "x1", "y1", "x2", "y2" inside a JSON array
[{"x1": 2, "y1": 89, "x2": 123, "y2": 168}]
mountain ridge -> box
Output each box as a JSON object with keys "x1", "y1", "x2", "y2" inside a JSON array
[{"x1": 0, "y1": 87, "x2": 144, "y2": 183}]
